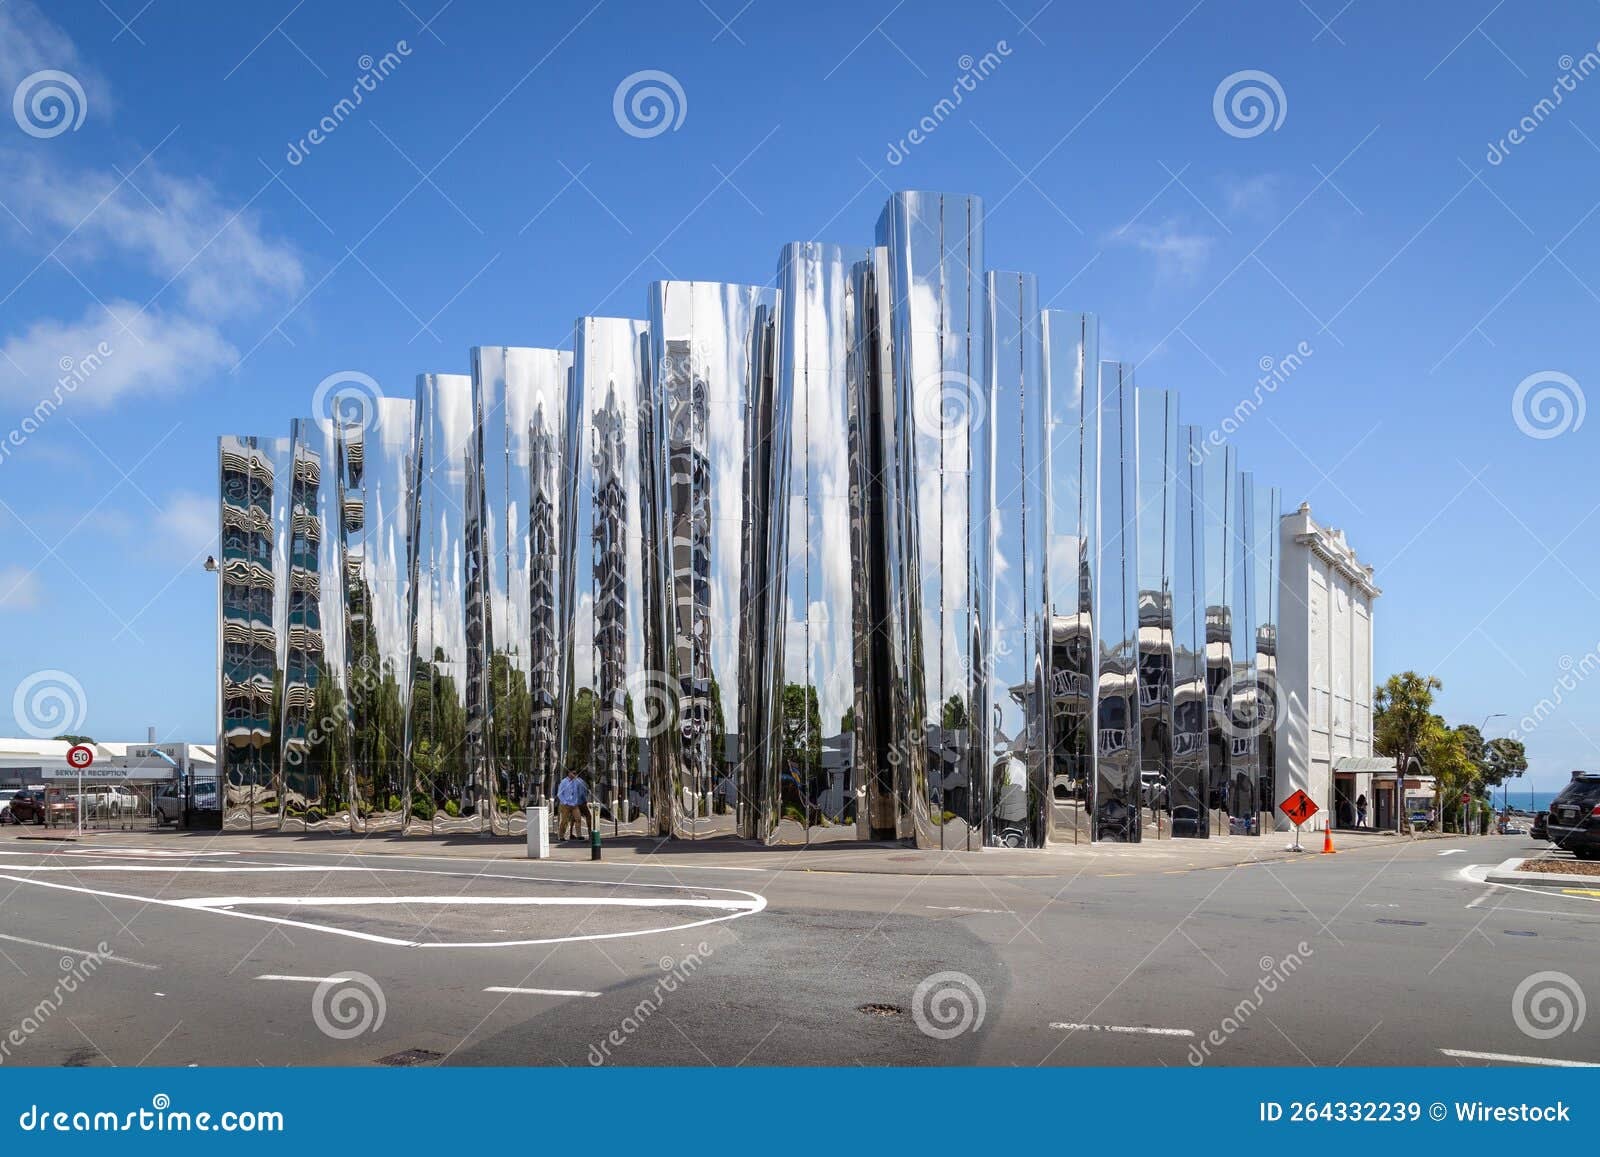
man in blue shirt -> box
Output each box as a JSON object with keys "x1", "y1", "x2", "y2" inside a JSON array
[{"x1": 556, "y1": 769, "x2": 591, "y2": 840}]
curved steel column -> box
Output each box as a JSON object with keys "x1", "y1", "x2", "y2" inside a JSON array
[
  {"x1": 470, "y1": 347, "x2": 572, "y2": 836},
  {"x1": 344, "y1": 397, "x2": 415, "y2": 834},
  {"x1": 1040, "y1": 312, "x2": 1099, "y2": 846},
  {"x1": 563, "y1": 317, "x2": 664, "y2": 838},
  {"x1": 876, "y1": 190, "x2": 990, "y2": 850},
  {"x1": 766, "y1": 242, "x2": 865, "y2": 845},
  {"x1": 280, "y1": 418, "x2": 354, "y2": 832},
  {"x1": 1094, "y1": 361, "x2": 1140, "y2": 842},
  {"x1": 1252, "y1": 482, "x2": 1281, "y2": 832},
  {"x1": 648, "y1": 280, "x2": 780, "y2": 840},
  {"x1": 1200, "y1": 443, "x2": 1236, "y2": 837},
  {"x1": 985, "y1": 270, "x2": 1045, "y2": 848},
  {"x1": 218, "y1": 435, "x2": 289, "y2": 831},
  {"x1": 407, "y1": 373, "x2": 475, "y2": 834},
  {"x1": 1172, "y1": 425, "x2": 1210, "y2": 837},
  {"x1": 1135, "y1": 388, "x2": 1177, "y2": 839}
]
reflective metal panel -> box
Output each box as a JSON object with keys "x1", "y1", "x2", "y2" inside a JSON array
[
  {"x1": 1253, "y1": 483, "x2": 1281, "y2": 832},
  {"x1": 648, "y1": 280, "x2": 780, "y2": 839},
  {"x1": 344, "y1": 398, "x2": 415, "y2": 833},
  {"x1": 407, "y1": 373, "x2": 474, "y2": 834},
  {"x1": 1200, "y1": 443, "x2": 1236, "y2": 837},
  {"x1": 563, "y1": 317, "x2": 663, "y2": 837},
  {"x1": 1135, "y1": 388, "x2": 1176, "y2": 838},
  {"x1": 985, "y1": 270, "x2": 1045, "y2": 848},
  {"x1": 470, "y1": 346, "x2": 572, "y2": 836},
  {"x1": 1094, "y1": 361, "x2": 1140, "y2": 841},
  {"x1": 218, "y1": 435, "x2": 290, "y2": 831},
  {"x1": 280, "y1": 418, "x2": 353, "y2": 832},
  {"x1": 765, "y1": 243, "x2": 865, "y2": 845},
  {"x1": 876, "y1": 190, "x2": 990, "y2": 850},
  {"x1": 1229, "y1": 470, "x2": 1259, "y2": 833},
  {"x1": 1041, "y1": 312, "x2": 1098, "y2": 845},
  {"x1": 1172, "y1": 425, "x2": 1210, "y2": 837}
]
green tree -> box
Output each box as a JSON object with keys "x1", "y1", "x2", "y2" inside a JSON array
[
  {"x1": 1374, "y1": 672, "x2": 1442, "y2": 834},
  {"x1": 54, "y1": 734, "x2": 95, "y2": 745}
]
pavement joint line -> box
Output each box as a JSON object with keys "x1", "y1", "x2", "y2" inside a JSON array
[
  {"x1": 1049, "y1": 1022, "x2": 1194, "y2": 1037},
  {"x1": 1438, "y1": 1048, "x2": 1600, "y2": 1068},
  {"x1": 483, "y1": 986, "x2": 601, "y2": 998}
]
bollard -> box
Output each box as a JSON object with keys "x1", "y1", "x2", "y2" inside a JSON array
[
  {"x1": 527, "y1": 806, "x2": 550, "y2": 860},
  {"x1": 591, "y1": 826, "x2": 602, "y2": 861}
]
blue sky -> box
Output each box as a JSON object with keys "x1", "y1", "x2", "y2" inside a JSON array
[{"x1": 0, "y1": 0, "x2": 1596, "y2": 794}]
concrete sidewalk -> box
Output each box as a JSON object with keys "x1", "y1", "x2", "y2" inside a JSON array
[{"x1": 1, "y1": 822, "x2": 1449, "y2": 877}]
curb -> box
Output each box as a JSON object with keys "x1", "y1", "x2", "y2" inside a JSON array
[{"x1": 1484, "y1": 856, "x2": 1600, "y2": 889}]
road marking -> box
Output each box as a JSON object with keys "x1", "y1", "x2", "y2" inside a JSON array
[
  {"x1": 1050, "y1": 1022, "x2": 1194, "y2": 1037},
  {"x1": 255, "y1": 974, "x2": 354, "y2": 984},
  {"x1": 925, "y1": 905, "x2": 1011, "y2": 914},
  {"x1": 484, "y1": 986, "x2": 601, "y2": 998},
  {"x1": 0, "y1": 931, "x2": 158, "y2": 970},
  {"x1": 1438, "y1": 849, "x2": 1464, "y2": 856},
  {"x1": 177, "y1": 895, "x2": 759, "y2": 911},
  {"x1": 1561, "y1": 888, "x2": 1600, "y2": 898},
  {"x1": 1439, "y1": 1049, "x2": 1599, "y2": 1068}
]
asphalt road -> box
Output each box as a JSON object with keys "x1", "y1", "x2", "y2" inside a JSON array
[{"x1": 0, "y1": 835, "x2": 1593, "y2": 1067}]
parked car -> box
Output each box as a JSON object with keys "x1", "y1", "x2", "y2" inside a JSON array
[
  {"x1": 154, "y1": 784, "x2": 182, "y2": 825},
  {"x1": 77, "y1": 785, "x2": 139, "y2": 815},
  {"x1": 1546, "y1": 772, "x2": 1600, "y2": 860},
  {"x1": 0, "y1": 789, "x2": 16, "y2": 822},
  {"x1": 1531, "y1": 811, "x2": 1548, "y2": 840},
  {"x1": 5, "y1": 789, "x2": 50, "y2": 824}
]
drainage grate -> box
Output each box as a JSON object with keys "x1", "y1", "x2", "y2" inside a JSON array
[
  {"x1": 857, "y1": 1003, "x2": 905, "y2": 1017},
  {"x1": 376, "y1": 1048, "x2": 445, "y2": 1067}
]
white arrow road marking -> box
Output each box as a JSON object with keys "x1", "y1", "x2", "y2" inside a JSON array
[
  {"x1": 1050, "y1": 1023, "x2": 1194, "y2": 1037},
  {"x1": 484, "y1": 986, "x2": 601, "y2": 997},
  {"x1": 1439, "y1": 1049, "x2": 1598, "y2": 1068},
  {"x1": 0, "y1": 931, "x2": 158, "y2": 970}
]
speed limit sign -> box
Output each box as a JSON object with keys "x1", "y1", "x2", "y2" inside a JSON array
[{"x1": 66, "y1": 744, "x2": 94, "y2": 770}]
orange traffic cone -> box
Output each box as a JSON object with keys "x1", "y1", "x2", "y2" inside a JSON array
[{"x1": 1322, "y1": 826, "x2": 1337, "y2": 854}]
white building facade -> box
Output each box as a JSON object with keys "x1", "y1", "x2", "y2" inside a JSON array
[{"x1": 1276, "y1": 504, "x2": 1382, "y2": 830}]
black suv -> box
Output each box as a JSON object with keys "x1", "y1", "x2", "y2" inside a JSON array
[{"x1": 1546, "y1": 772, "x2": 1600, "y2": 860}]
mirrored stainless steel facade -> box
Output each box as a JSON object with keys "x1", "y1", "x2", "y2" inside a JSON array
[
  {"x1": 408, "y1": 373, "x2": 474, "y2": 834},
  {"x1": 344, "y1": 398, "x2": 415, "y2": 833},
  {"x1": 1041, "y1": 311, "x2": 1098, "y2": 845},
  {"x1": 562, "y1": 316, "x2": 665, "y2": 838},
  {"x1": 764, "y1": 243, "x2": 866, "y2": 845},
  {"x1": 217, "y1": 187, "x2": 1300, "y2": 851},
  {"x1": 985, "y1": 271, "x2": 1046, "y2": 849},
  {"x1": 876, "y1": 191, "x2": 991, "y2": 850},
  {"x1": 280, "y1": 417, "x2": 353, "y2": 832},
  {"x1": 1094, "y1": 361, "x2": 1140, "y2": 842},
  {"x1": 648, "y1": 280, "x2": 780, "y2": 840},
  {"x1": 218, "y1": 435, "x2": 291, "y2": 831},
  {"x1": 470, "y1": 346, "x2": 572, "y2": 836}
]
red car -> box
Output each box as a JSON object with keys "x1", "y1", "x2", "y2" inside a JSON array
[{"x1": 3, "y1": 789, "x2": 76, "y2": 825}]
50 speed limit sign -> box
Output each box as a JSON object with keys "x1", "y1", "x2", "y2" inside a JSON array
[{"x1": 66, "y1": 744, "x2": 94, "y2": 770}]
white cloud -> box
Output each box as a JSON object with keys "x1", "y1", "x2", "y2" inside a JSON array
[
  {"x1": 1221, "y1": 173, "x2": 1281, "y2": 217},
  {"x1": 154, "y1": 491, "x2": 217, "y2": 554},
  {"x1": 0, "y1": 566, "x2": 42, "y2": 610},
  {"x1": 1108, "y1": 219, "x2": 1215, "y2": 283},
  {"x1": 5, "y1": 153, "x2": 305, "y2": 318},
  {"x1": 0, "y1": 302, "x2": 237, "y2": 408},
  {"x1": 0, "y1": 0, "x2": 108, "y2": 109}
]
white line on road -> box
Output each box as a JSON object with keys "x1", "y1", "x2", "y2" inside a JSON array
[
  {"x1": 255, "y1": 974, "x2": 353, "y2": 984},
  {"x1": 925, "y1": 905, "x2": 1011, "y2": 914},
  {"x1": 175, "y1": 895, "x2": 759, "y2": 911},
  {"x1": 1050, "y1": 1022, "x2": 1194, "y2": 1037},
  {"x1": 1439, "y1": 1049, "x2": 1599, "y2": 1068},
  {"x1": 484, "y1": 986, "x2": 601, "y2": 997},
  {"x1": 1438, "y1": 849, "x2": 1464, "y2": 856},
  {"x1": 0, "y1": 932, "x2": 158, "y2": 970}
]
